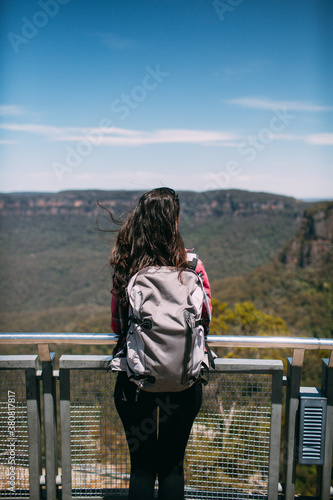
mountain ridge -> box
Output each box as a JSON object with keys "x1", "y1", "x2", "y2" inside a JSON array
[
  {"x1": 0, "y1": 188, "x2": 308, "y2": 217},
  {"x1": 1, "y1": 189, "x2": 330, "y2": 337}
]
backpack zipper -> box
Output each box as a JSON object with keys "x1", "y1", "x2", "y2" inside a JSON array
[{"x1": 181, "y1": 312, "x2": 193, "y2": 385}]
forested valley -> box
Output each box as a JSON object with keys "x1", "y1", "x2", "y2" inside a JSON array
[{"x1": 1, "y1": 189, "x2": 332, "y2": 495}]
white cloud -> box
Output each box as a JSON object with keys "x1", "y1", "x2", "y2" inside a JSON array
[
  {"x1": 305, "y1": 133, "x2": 333, "y2": 145},
  {"x1": 0, "y1": 139, "x2": 19, "y2": 145},
  {"x1": 0, "y1": 122, "x2": 240, "y2": 146},
  {"x1": 0, "y1": 122, "x2": 62, "y2": 136},
  {"x1": 2, "y1": 121, "x2": 332, "y2": 149},
  {"x1": 80, "y1": 129, "x2": 239, "y2": 146},
  {"x1": 271, "y1": 133, "x2": 304, "y2": 142},
  {"x1": 261, "y1": 132, "x2": 333, "y2": 145},
  {"x1": 227, "y1": 97, "x2": 333, "y2": 112},
  {"x1": 0, "y1": 105, "x2": 25, "y2": 116},
  {"x1": 0, "y1": 122, "x2": 141, "y2": 137}
]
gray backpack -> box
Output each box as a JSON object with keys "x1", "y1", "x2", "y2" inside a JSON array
[{"x1": 110, "y1": 255, "x2": 212, "y2": 393}]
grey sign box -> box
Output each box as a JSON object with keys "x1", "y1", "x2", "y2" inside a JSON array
[{"x1": 298, "y1": 387, "x2": 327, "y2": 465}]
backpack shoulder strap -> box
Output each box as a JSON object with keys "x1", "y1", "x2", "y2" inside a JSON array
[{"x1": 186, "y1": 251, "x2": 199, "y2": 270}]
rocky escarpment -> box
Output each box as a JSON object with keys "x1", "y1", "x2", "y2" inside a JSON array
[
  {"x1": 279, "y1": 202, "x2": 333, "y2": 268},
  {"x1": 0, "y1": 189, "x2": 305, "y2": 218}
]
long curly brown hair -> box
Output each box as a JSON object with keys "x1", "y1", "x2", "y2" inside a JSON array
[{"x1": 100, "y1": 187, "x2": 189, "y2": 303}]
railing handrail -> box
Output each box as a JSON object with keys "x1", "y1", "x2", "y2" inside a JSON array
[{"x1": 1, "y1": 332, "x2": 333, "y2": 350}]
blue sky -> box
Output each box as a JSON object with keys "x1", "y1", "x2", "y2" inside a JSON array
[{"x1": 1, "y1": 0, "x2": 332, "y2": 198}]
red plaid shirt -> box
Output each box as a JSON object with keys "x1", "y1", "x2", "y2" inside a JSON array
[{"x1": 111, "y1": 259, "x2": 212, "y2": 355}]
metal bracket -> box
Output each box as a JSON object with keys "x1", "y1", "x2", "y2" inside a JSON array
[
  {"x1": 38, "y1": 343, "x2": 51, "y2": 362},
  {"x1": 292, "y1": 348, "x2": 305, "y2": 367},
  {"x1": 329, "y1": 350, "x2": 333, "y2": 368}
]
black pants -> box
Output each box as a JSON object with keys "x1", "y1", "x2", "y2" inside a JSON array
[{"x1": 114, "y1": 372, "x2": 202, "y2": 500}]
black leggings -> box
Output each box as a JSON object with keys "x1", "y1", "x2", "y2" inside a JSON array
[{"x1": 114, "y1": 372, "x2": 202, "y2": 500}]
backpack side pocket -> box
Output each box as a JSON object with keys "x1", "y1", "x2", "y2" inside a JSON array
[{"x1": 126, "y1": 325, "x2": 146, "y2": 379}]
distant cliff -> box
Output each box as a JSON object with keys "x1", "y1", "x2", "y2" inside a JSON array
[
  {"x1": 279, "y1": 202, "x2": 333, "y2": 268},
  {"x1": 0, "y1": 191, "x2": 136, "y2": 216},
  {"x1": 0, "y1": 189, "x2": 306, "y2": 218}
]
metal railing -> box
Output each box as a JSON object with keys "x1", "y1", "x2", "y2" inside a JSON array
[{"x1": 0, "y1": 333, "x2": 332, "y2": 500}]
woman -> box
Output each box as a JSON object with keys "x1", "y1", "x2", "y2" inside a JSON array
[{"x1": 108, "y1": 187, "x2": 211, "y2": 500}]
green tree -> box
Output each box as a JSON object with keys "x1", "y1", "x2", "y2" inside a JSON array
[{"x1": 210, "y1": 299, "x2": 290, "y2": 360}]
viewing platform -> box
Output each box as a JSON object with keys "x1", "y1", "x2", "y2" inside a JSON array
[{"x1": 0, "y1": 333, "x2": 332, "y2": 500}]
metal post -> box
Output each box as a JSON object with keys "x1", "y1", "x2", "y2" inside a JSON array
[
  {"x1": 283, "y1": 356, "x2": 302, "y2": 500},
  {"x1": 268, "y1": 367, "x2": 283, "y2": 500},
  {"x1": 60, "y1": 366, "x2": 72, "y2": 500},
  {"x1": 42, "y1": 353, "x2": 58, "y2": 500},
  {"x1": 317, "y1": 358, "x2": 333, "y2": 500},
  {"x1": 25, "y1": 358, "x2": 42, "y2": 500}
]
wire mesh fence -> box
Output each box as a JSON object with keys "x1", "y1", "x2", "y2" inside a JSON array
[
  {"x1": 67, "y1": 370, "x2": 273, "y2": 499},
  {"x1": 1, "y1": 338, "x2": 332, "y2": 499},
  {"x1": 69, "y1": 370, "x2": 130, "y2": 497},
  {"x1": 185, "y1": 372, "x2": 272, "y2": 499},
  {"x1": 0, "y1": 370, "x2": 30, "y2": 498}
]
